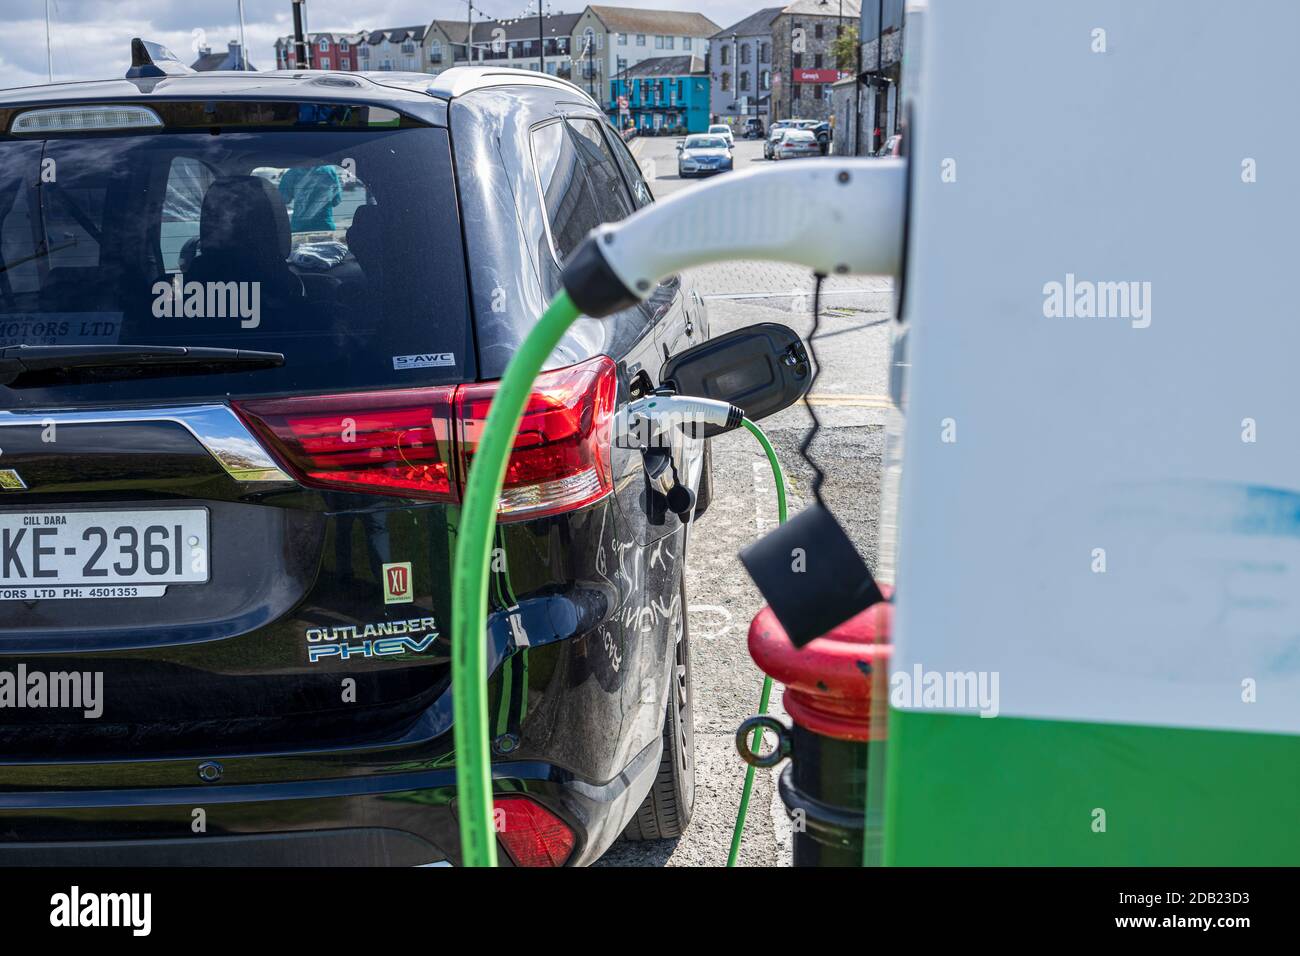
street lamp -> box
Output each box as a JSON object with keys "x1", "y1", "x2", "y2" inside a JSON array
[{"x1": 732, "y1": 33, "x2": 738, "y2": 117}]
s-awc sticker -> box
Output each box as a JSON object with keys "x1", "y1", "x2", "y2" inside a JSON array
[{"x1": 393, "y1": 353, "x2": 455, "y2": 370}]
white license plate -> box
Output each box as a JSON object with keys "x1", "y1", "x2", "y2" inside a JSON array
[{"x1": 0, "y1": 509, "x2": 208, "y2": 599}]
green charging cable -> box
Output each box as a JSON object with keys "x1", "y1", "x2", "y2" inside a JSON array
[
  {"x1": 726, "y1": 417, "x2": 787, "y2": 867},
  {"x1": 451, "y1": 289, "x2": 790, "y2": 868},
  {"x1": 451, "y1": 290, "x2": 582, "y2": 868}
]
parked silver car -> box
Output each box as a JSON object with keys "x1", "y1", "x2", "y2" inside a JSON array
[{"x1": 773, "y1": 128, "x2": 821, "y2": 160}]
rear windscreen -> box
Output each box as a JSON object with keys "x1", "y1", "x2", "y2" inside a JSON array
[{"x1": 0, "y1": 120, "x2": 472, "y2": 407}]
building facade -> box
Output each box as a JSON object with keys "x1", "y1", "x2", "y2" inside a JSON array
[
  {"x1": 275, "y1": 29, "x2": 413, "y2": 72},
  {"x1": 472, "y1": 13, "x2": 582, "y2": 81},
  {"x1": 191, "y1": 40, "x2": 256, "y2": 72},
  {"x1": 574, "y1": 6, "x2": 721, "y2": 113},
  {"x1": 270, "y1": 6, "x2": 727, "y2": 105},
  {"x1": 275, "y1": 32, "x2": 364, "y2": 70},
  {"x1": 609, "y1": 54, "x2": 709, "y2": 132},
  {"x1": 708, "y1": 8, "x2": 780, "y2": 127},
  {"x1": 858, "y1": 0, "x2": 905, "y2": 152},
  {"x1": 422, "y1": 21, "x2": 472, "y2": 74},
  {"x1": 769, "y1": 0, "x2": 861, "y2": 124}
]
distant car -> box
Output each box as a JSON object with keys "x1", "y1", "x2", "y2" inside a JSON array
[
  {"x1": 773, "y1": 128, "x2": 821, "y2": 160},
  {"x1": 707, "y1": 123, "x2": 735, "y2": 147},
  {"x1": 742, "y1": 117, "x2": 764, "y2": 139},
  {"x1": 678, "y1": 133, "x2": 734, "y2": 177},
  {"x1": 764, "y1": 120, "x2": 799, "y2": 159},
  {"x1": 809, "y1": 121, "x2": 831, "y2": 154},
  {"x1": 875, "y1": 133, "x2": 902, "y2": 157}
]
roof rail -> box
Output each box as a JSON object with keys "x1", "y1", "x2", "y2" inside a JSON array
[{"x1": 426, "y1": 67, "x2": 597, "y2": 105}]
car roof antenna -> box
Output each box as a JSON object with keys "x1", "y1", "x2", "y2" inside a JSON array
[{"x1": 126, "y1": 38, "x2": 195, "y2": 80}]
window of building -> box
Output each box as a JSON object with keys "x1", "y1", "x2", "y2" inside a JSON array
[
  {"x1": 792, "y1": 52, "x2": 802, "y2": 68},
  {"x1": 740, "y1": 43, "x2": 750, "y2": 64},
  {"x1": 429, "y1": 41, "x2": 442, "y2": 61},
  {"x1": 655, "y1": 35, "x2": 664, "y2": 49},
  {"x1": 666, "y1": 36, "x2": 674, "y2": 49},
  {"x1": 760, "y1": 42, "x2": 770, "y2": 62},
  {"x1": 618, "y1": 33, "x2": 627, "y2": 45},
  {"x1": 340, "y1": 40, "x2": 349, "y2": 51},
  {"x1": 401, "y1": 42, "x2": 415, "y2": 54},
  {"x1": 761, "y1": 69, "x2": 770, "y2": 89},
  {"x1": 636, "y1": 34, "x2": 646, "y2": 46},
  {"x1": 814, "y1": 53, "x2": 822, "y2": 69},
  {"x1": 739, "y1": 72, "x2": 750, "y2": 91},
  {"x1": 814, "y1": 23, "x2": 823, "y2": 39},
  {"x1": 720, "y1": 71, "x2": 730, "y2": 92},
  {"x1": 721, "y1": 45, "x2": 730, "y2": 65},
  {"x1": 319, "y1": 38, "x2": 329, "y2": 51},
  {"x1": 793, "y1": 85, "x2": 801, "y2": 100},
  {"x1": 683, "y1": 37, "x2": 691, "y2": 50}
]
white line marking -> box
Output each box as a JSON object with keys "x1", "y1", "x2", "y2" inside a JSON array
[{"x1": 702, "y1": 288, "x2": 888, "y2": 301}]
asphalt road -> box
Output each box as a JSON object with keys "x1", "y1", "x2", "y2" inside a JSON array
[{"x1": 596, "y1": 135, "x2": 894, "y2": 867}]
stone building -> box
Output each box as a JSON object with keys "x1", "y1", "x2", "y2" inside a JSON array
[
  {"x1": 708, "y1": 8, "x2": 781, "y2": 127},
  {"x1": 769, "y1": 0, "x2": 861, "y2": 124}
]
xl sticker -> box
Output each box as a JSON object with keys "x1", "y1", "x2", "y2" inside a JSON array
[
  {"x1": 392, "y1": 353, "x2": 455, "y2": 371},
  {"x1": 383, "y1": 562, "x2": 413, "y2": 603}
]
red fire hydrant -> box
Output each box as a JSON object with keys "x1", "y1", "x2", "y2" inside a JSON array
[{"x1": 737, "y1": 592, "x2": 892, "y2": 866}]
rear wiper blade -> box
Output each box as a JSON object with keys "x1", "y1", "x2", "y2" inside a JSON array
[{"x1": 0, "y1": 344, "x2": 285, "y2": 386}]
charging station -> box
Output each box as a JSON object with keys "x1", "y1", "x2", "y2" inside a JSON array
[{"x1": 878, "y1": 0, "x2": 1300, "y2": 865}]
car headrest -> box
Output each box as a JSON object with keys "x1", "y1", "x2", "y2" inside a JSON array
[
  {"x1": 345, "y1": 203, "x2": 384, "y2": 278},
  {"x1": 199, "y1": 175, "x2": 291, "y2": 264}
]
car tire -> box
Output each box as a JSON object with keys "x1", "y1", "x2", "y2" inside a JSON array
[{"x1": 622, "y1": 572, "x2": 695, "y2": 841}]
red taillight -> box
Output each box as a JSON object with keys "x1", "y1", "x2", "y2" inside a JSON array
[
  {"x1": 234, "y1": 387, "x2": 458, "y2": 500},
  {"x1": 493, "y1": 796, "x2": 576, "y2": 867},
  {"x1": 233, "y1": 355, "x2": 618, "y2": 520},
  {"x1": 457, "y1": 356, "x2": 617, "y2": 521}
]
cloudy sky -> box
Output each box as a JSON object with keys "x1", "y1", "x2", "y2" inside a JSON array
[{"x1": 0, "y1": 0, "x2": 767, "y2": 89}]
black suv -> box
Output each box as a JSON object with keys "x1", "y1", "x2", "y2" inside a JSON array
[{"x1": 0, "y1": 59, "x2": 712, "y2": 866}]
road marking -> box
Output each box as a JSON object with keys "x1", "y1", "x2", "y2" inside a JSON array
[
  {"x1": 801, "y1": 394, "x2": 893, "y2": 408},
  {"x1": 702, "y1": 289, "x2": 888, "y2": 301}
]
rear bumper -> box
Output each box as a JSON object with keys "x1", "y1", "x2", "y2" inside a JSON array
[{"x1": 0, "y1": 734, "x2": 662, "y2": 866}]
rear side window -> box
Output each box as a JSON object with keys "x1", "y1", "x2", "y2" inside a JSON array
[
  {"x1": 567, "y1": 119, "x2": 634, "y2": 223},
  {"x1": 530, "y1": 118, "x2": 636, "y2": 261},
  {"x1": 0, "y1": 123, "x2": 472, "y2": 406},
  {"x1": 604, "y1": 129, "x2": 653, "y2": 209}
]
